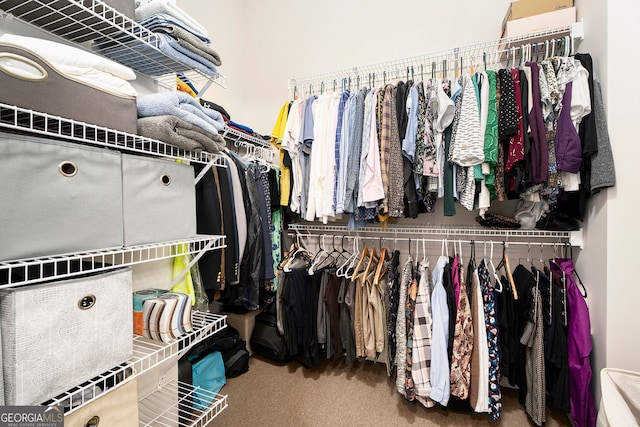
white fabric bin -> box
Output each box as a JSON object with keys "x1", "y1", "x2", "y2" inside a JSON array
[{"x1": 0, "y1": 267, "x2": 133, "y2": 406}]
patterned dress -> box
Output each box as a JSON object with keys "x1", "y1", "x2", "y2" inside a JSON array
[{"x1": 478, "y1": 260, "x2": 502, "y2": 420}]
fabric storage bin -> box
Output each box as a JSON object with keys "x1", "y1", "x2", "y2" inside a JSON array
[
  {"x1": 0, "y1": 267, "x2": 133, "y2": 406},
  {"x1": 121, "y1": 154, "x2": 197, "y2": 246},
  {"x1": 64, "y1": 378, "x2": 139, "y2": 427},
  {"x1": 0, "y1": 43, "x2": 138, "y2": 134},
  {"x1": 0, "y1": 132, "x2": 124, "y2": 261}
]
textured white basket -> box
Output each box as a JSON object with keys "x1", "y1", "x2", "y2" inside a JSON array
[{"x1": 0, "y1": 268, "x2": 133, "y2": 405}]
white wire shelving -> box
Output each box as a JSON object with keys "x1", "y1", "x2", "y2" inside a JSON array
[
  {"x1": 0, "y1": 0, "x2": 226, "y2": 91},
  {"x1": 0, "y1": 235, "x2": 226, "y2": 288},
  {"x1": 40, "y1": 311, "x2": 227, "y2": 416},
  {"x1": 0, "y1": 103, "x2": 227, "y2": 166},
  {"x1": 287, "y1": 223, "x2": 582, "y2": 246},
  {"x1": 221, "y1": 126, "x2": 275, "y2": 164},
  {"x1": 138, "y1": 380, "x2": 228, "y2": 427},
  {"x1": 288, "y1": 22, "x2": 584, "y2": 97}
]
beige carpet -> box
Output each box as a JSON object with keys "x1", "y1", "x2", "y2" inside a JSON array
[{"x1": 210, "y1": 355, "x2": 572, "y2": 426}]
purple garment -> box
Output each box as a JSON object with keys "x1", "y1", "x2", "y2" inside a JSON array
[
  {"x1": 526, "y1": 62, "x2": 549, "y2": 184},
  {"x1": 452, "y1": 255, "x2": 461, "y2": 308},
  {"x1": 550, "y1": 259, "x2": 597, "y2": 427},
  {"x1": 555, "y1": 82, "x2": 583, "y2": 173}
]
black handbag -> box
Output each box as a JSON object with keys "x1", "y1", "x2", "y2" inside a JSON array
[{"x1": 250, "y1": 302, "x2": 291, "y2": 364}]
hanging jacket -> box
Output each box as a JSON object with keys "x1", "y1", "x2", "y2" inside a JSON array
[{"x1": 550, "y1": 259, "x2": 597, "y2": 427}]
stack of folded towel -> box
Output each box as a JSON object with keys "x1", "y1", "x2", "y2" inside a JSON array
[
  {"x1": 135, "y1": 0, "x2": 221, "y2": 76},
  {"x1": 137, "y1": 91, "x2": 226, "y2": 153}
]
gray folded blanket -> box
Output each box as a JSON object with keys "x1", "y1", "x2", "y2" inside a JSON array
[
  {"x1": 154, "y1": 25, "x2": 221, "y2": 66},
  {"x1": 137, "y1": 115, "x2": 225, "y2": 153}
]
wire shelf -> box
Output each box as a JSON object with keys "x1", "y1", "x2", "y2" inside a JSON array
[
  {"x1": 222, "y1": 126, "x2": 275, "y2": 164},
  {"x1": 0, "y1": 103, "x2": 226, "y2": 165},
  {"x1": 138, "y1": 380, "x2": 228, "y2": 427},
  {"x1": 0, "y1": 235, "x2": 226, "y2": 288},
  {"x1": 287, "y1": 223, "x2": 574, "y2": 240},
  {"x1": 0, "y1": 0, "x2": 226, "y2": 88},
  {"x1": 40, "y1": 311, "x2": 227, "y2": 415},
  {"x1": 288, "y1": 23, "x2": 584, "y2": 95}
]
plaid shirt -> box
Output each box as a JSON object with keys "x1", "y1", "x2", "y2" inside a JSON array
[
  {"x1": 411, "y1": 260, "x2": 436, "y2": 407},
  {"x1": 379, "y1": 85, "x2": 394, "y2": 215}
]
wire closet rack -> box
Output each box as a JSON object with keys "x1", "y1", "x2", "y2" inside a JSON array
[
  {"x1": 288, "y1": 22, "x2": 584, "y2": 98},
  {"x1": 40, "y1": 311, "x2": 227, "y2": 416},
  {"x1": 0, "y1": 0, "x2": 226, "y2": 93}
]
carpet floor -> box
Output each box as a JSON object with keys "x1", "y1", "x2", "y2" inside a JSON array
[{"x1": 210, "y1": 355, "x2": 572, "y2": 426}]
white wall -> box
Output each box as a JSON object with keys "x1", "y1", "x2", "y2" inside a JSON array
[
  {"x1": 574, "y1": 0, "x2": 609, "y2": 404},
  {"x1": 603, "y1": 0, "x2": 640, "y2": 371},
  {"x1": 179, "y1": 0, "x2": 512, "y2": 135}
]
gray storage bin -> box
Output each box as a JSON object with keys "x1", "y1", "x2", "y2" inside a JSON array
[
  {"x1": 0, "y1": 267, "x2": 133, "y2": 406},
  {"x1": 0, "y1": 132, "x2": 124, "y2": 261},
  {"x1": 122, "y1": 154, "x2": 196, "y2": 246}
]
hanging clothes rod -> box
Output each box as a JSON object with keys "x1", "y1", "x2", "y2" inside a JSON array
[
  {"x1": 288, "y1": 232, "x2": 566, "y2": 249},
  {"x1": 288, "y1": 23, "x2": 584, "y2": 96},
  {"x1": 287, "y1": 223, "x2": 572, "y2": 240}
]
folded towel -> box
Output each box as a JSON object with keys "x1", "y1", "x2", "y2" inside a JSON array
[
  {"x1": 152, "y1": 25, "x2": 221, "y2": 66},
  {"x1": 135, "y1": 0, "x2": 209, "y2": 39},
  {"x1": 153, "y1": 32, "x2": 219, "y2": 75},
  {"x1": 138, "y1": 13, "x2": 210, "y2": 43},
  {"x1": 137, "y1": 92, "x2": 225, "y2": 136},
  {"x1": 137, "y1": 115, "x2": 225, "y2": 153}
]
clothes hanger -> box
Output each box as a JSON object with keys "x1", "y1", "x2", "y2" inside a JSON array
[
  {"x1": 565, "y1": 243, "x2": 588, "y2": 298},
  {"x1": 421, "y1": 238, "x2": 428, "y2": 265},
  {"x1": 284, "y1": 233, "x2": 312, "y2": 272},
  {"x1": 501, "y1": 242, "x2": 518, "y2": 299},
  {"x1": 362, "y1": 245, "x2": 378, "y2": 282},
  {"x1": 488, "y1": 241, "x2": 503, "y2": 293},
  {"x1": 373, "y1": 242, "x2": 389, "y2": 286},
  {"x1": 333, "y1": 236, "x2": 351, "y2": 271},
  {"x1": 308, "y1": 234, "x2": 328, "y2": 275},
  {"x1": 539, "y1": 243, "x2": 553, "y2": 326},
  {"x1": 549, "y1": 257, "x2": 568, "y2": 326},
  {"x1": 351, "y1": 244, "x2": 370, "y2": 281},
  {"x1": 311, "y1": 235, "x2": 341, "y2": 273},
  {"x1": 337, "y1": 236, "x2": 358, "y2": 277}
]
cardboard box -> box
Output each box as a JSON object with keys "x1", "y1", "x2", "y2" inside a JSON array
[
  {"x1": 503, "y1": 0, "x2": 574, "y2": 34},
  {"x1": 502, "y1": 7, "x2": 576, "y2": 39}
]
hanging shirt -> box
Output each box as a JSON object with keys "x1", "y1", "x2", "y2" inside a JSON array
[
  {"x1": 478, "y1": 259, "x2": 502, "y2": 421},
  {"x1": 449, "y1": 75, "x2": 484, "y2": 167},
  {"x1": 335, "y1": 91, "x2": 351, "y2": 214},
  {"x1": 300, "y1": 95, "x2": 317, "y2": 218},
  {"x1": 282, "y1": 99, "x2": 303, "y2": 213},
  {"x1": 386, "y1": 250, "x2": 401, "y2": 374},
  {"x1": 362, "y1": 88, "x2": 385, "y2": 204},
  {"x1": 520, "y1": 286, "x2": 546, "y2": 426},
  {"x1": 321, "y1": 93, "x2": 341, "y2": 222},
  {"x1": 430, "y1": 255, "x2": 451, "y2": 406},
  {"x1": 412, "y1": 259, "x2": 436, "y2": 408},
  {"x1": 470, "y1": 265, "x2": 490, "y2": 413},
  {"x1": 396, "y1": 256, "x2": 413, "y2": 394},
  {"x1": 387, "y1": 86, "x2": 405, "y2": 217},
  {"x1": 344, "y1": 89, "x2": 367, "y2": 213},
  {"x1": 526, "y1": 62, "x2": 549, "y2": 184},
  {"x1": 551, "y1": 259, "x2": 597, "y2": 427},
  {"x1": 271, "y1": 101, "x2": 291, "y2": 206},
  {"x1": 402, "y1": 83, "x2": 419, "y2": 162},
  {"x1": 450, "y1": 257, "x2": 473, "y2": 400}
]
